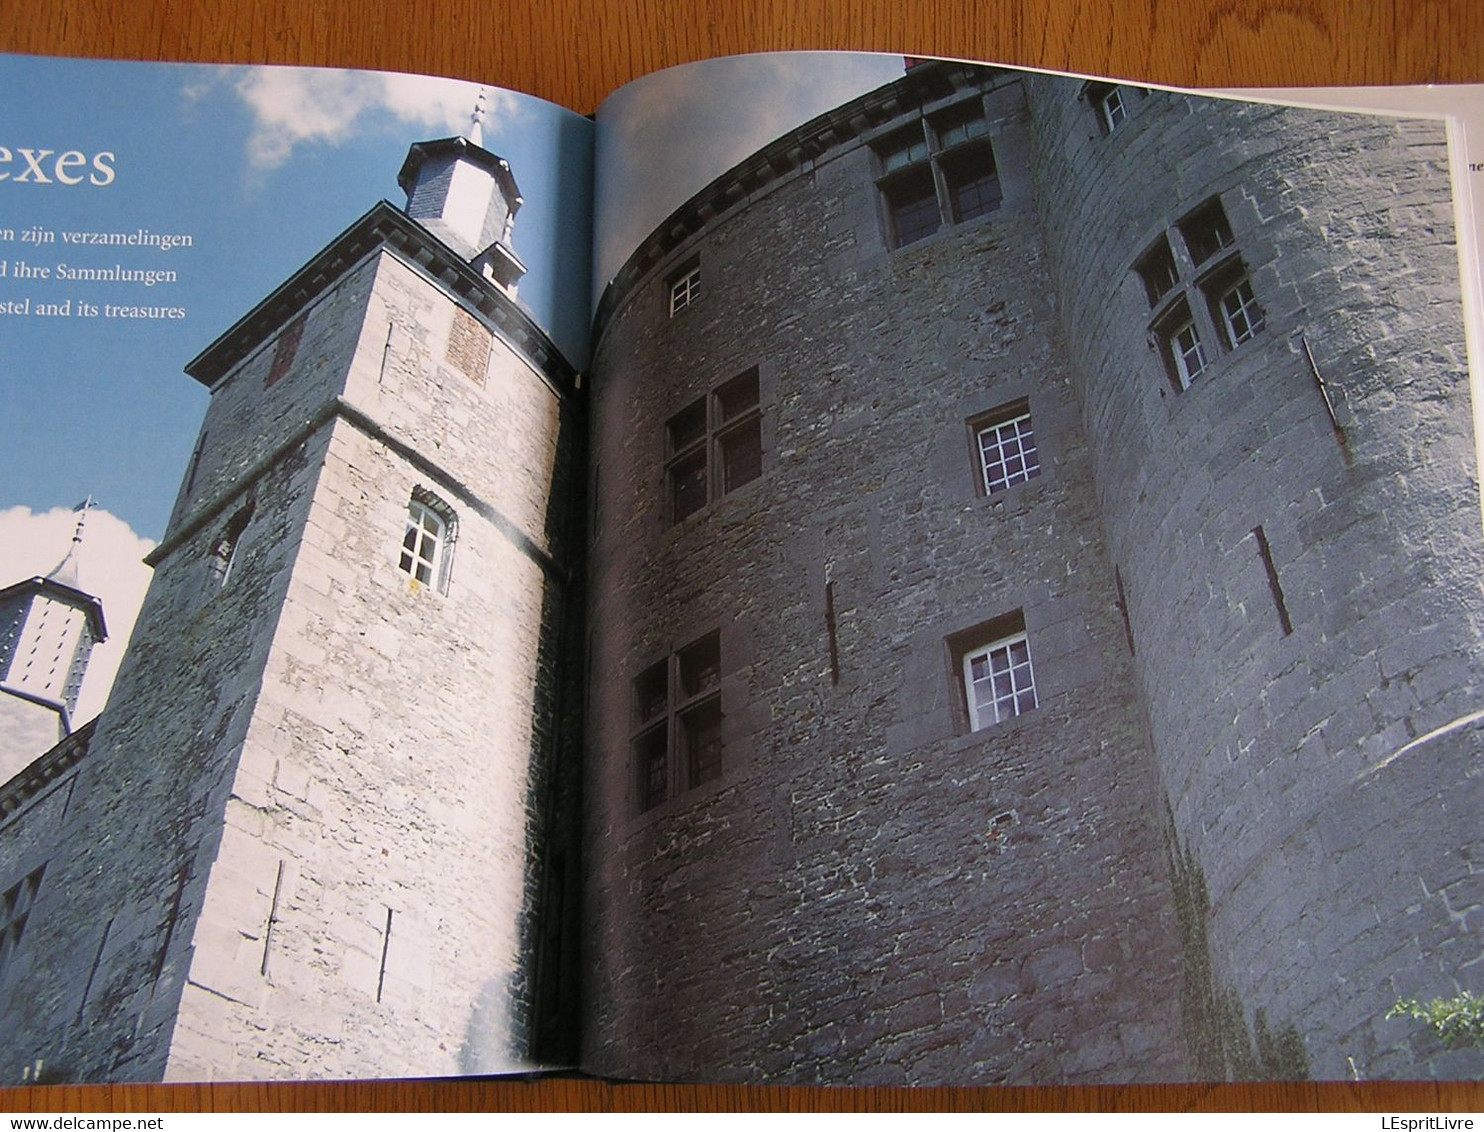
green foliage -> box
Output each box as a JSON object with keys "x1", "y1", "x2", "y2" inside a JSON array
[
  {"x1": 1388, "y1": 992, "x2": 1484, "y2": 1050},
  {"x1": 1165, "y1": 806, "x2": 1310, "y2": 1080}
]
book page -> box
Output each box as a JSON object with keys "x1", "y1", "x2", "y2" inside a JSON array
[
  {"x1": 585, "y1": 52, "x2": 1484, "y2": 1084},
  {"x1": 0, "y1": 54, "x2": 592, "y2": 1083}
]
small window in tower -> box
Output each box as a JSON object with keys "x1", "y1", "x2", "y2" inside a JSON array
[
  {"x1": 942, "y1": 145, "x2": 1002, "y2": 224},
  {"x1": 1206, "y1": 263, "x2": 1266, "y2": 347},
  {"x1": 0, "y1": 865, "x2": 44, "y2": 983},
  {"x1": 1085, "y1": 82, "x2": 1128, "y2": 134},
  {"x1": 209, "y1": 505, "x2": 254, "y2": 590},
  {"x1": 633, "y1": 659, "x2": 668, "y2": 727},
  {"x1": 882, "y1": 166, "x2": 941, "y2": 247},
  {"x1": 950, "y1": 613, "x2": 1038, "y2": 733},
  {"x1": 633, "y1": 727, "x2": 669, "y2": 812},
  {"x1": 399, "y1": 489, "x2": 457, "y2": 594},
  {"x1": 714, "y1": 369, "x2": 762, "y2": 495},
  {"x1": 630, "y1": 629, "x2": 725, "y2": 812},
  {"x1": 1134, "y1": 238, "x2": 1179, "y2": 306},
  {"x1": 668, "y1": 260, "x2": 701, "y2": 317},
  {"x1": 1155, "y1": 302, "x2": 1210, "y2": 391},
  {"x1": 681, "y1": 698, "x2": 724, "y2": 788},
  {"x1": 666, "y1": 397, "x2": 709, "y2": 524},
  {"x1": 970, "y1": 400, "x2": 1041, "y2": 496},
  {"x1": 665, "y1": 369, "x2": 765, "y2": 525},
  {"x1": 1178, "y1": 198, "x2": 1235, "y2": 266}
]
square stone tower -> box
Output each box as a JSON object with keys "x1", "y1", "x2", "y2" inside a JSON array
[{"x1": 0, "y1": 119, "x2": 582, "y2": 1083}]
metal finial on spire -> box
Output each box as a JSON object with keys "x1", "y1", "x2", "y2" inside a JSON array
[
  {"x1": 47, "y1": 497, "x2": 94, "y2": 588},
  {"x1": 463, "y1": 87, "x2": 489, "y2": 148}
]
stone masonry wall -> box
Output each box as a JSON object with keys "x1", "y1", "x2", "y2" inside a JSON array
[
  {"x1": 162, "y1": 246, "x2": 577, "y2": 1081},
  {"x1": 0, "y1": 240, "x2": 578, "y2": 1082},
  {"x1": 1024, "y1": 79, "x2": 1484, "y2": 1077},
  {"x1": 585, "y1": 70, "x2": 1187, "y2": 1085}
]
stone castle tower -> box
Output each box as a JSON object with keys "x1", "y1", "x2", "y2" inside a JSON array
[
  {"x1": 0, "y1": 106, "x2": 583, "y2": 1083},
  {"x1": 1, "y1": 59, "x2": 1479, "y2": 1087},
  {"x1": 582, "y1": 61, "x2": 1483, "y2": 1083}
]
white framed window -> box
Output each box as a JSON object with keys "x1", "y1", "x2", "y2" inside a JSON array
[
  {"x1": 1095, "y1": 85, "x2": 1126, "y2": 132},
  {"x1": 1218, "y1": 277, "x2": 1265, "y2": 345},
  {"x1": 669, "y1": 263, "x2": 701, "y2": 317},
  {"x1": 401, "y1": 503, "x2": 444, "y2": 585},
  {"x1": 1170, "y1": 318, "x2": 1208, "y2": 388},
  {"x1": 962, "y1": 632, "x2": 1037, "y2": 731},
  {"x1": 1085, "y1": 81, "x2": 1145, "y2": 135},
  {"x1": 972, "y1": 404, "x2": 1041, "y2": 495},
  {"x1": 399, "y1": 489, "x2": 457, "y2": 593}
]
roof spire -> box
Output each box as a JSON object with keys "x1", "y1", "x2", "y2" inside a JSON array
[
  {"x1": 463, "y1": 87, "x2": 489, "y2": 149},
  {"x1": 47, "y1": 497, "x2": 93, "y2": 589}
]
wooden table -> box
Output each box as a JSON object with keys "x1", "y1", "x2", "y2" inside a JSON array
[{"x1": 1, "y1": 0, "x2": 1481, "y2": 1113}]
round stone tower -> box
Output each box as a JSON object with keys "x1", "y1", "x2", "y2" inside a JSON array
[{"x1": 1023, "y1": 75, "x2": 1484, "y2": 1078}]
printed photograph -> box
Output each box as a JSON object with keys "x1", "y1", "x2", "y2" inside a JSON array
[
  {"x1": 582, "y1": 56, "x2": 1484, "y2": 1085},
  {"x1": 1, "y1": 49, "x2": 1481, "y2": 1087}
]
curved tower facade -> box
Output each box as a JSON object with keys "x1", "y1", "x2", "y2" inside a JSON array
[
  {"x1": 1023, "y1": 75, "x2": 1484, "y2": 1079},
  {"x1": 585, "y1": 61, "x2": 1482, "y2": 1082}
]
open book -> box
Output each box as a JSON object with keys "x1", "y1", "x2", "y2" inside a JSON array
[{"x1": 2, "y1": 49, "x2": 1482, "y2": 1087}]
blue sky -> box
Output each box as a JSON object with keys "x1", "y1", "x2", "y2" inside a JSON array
[
  {"x1": 1, "y1": 54, "x2": 594, "y2": 543},
  {"x1": 2, "y1": 50, "x2": 908, "y2": 548}
]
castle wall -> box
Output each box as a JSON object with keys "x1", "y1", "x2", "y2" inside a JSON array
[
  {"x1": 163, "y1": 249, "x2": 577, "y2": 1081},
  {"x1": 0, "y1": 426, "x2": 317, "y2": 1083},
  {"x1": 0, "y1": 240, "x2": 578, "y2": 1083},
  {"x1": 585, "y1": 71, "x2": 1186, "y2": 1085},
  {"x1": 1023, "y1": 79, "x2": 1484, "y2": 1077}
]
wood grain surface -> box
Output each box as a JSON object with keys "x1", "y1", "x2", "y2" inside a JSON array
[{"x1": 1, "y1": 0, "x2": 1482, "y2": 1114}]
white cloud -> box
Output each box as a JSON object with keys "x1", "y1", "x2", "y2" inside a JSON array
[
  {"x1": 0, "y1": 506, "x2": 155, "y2": 724},
  {"x1": 231, "y1": 67, "x2": 523, "y2": 169}
]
